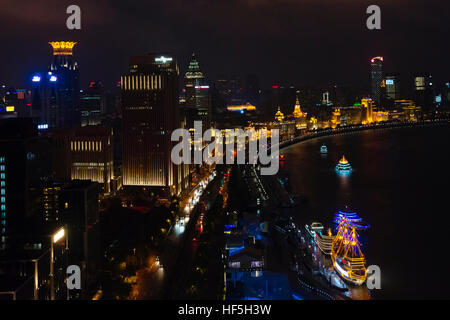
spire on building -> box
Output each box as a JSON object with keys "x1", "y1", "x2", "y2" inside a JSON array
[
  {"x1": 185, "y1": 52, "x2": 204, "y2": 79},
  {"x1": 275, "y1": 106, "x2": 284, "y2": 122},
  {"x1": 292, "y1": 93, "x2": 306, "y2": 118}
]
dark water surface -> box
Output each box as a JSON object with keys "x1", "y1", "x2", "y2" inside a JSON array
[{"x1": 279, "y1": 125, "x2": 450, "y2": 299}]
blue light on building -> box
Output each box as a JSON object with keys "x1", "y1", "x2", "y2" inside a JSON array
[{"x1": 0, "y1": 156, "x2": 5, "y2": 249}]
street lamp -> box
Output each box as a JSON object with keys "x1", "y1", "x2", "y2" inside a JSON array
[{"x1": 50, "y1": 227, "x2": 68, "y2": 300}]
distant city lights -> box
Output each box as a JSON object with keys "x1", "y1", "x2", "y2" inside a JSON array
[
  {"x1": 32, "y1": 75, "x2": 41, "y2": 82},
  {"x1": 155, "y1": 56, "x2": 173, "y2": 64}
]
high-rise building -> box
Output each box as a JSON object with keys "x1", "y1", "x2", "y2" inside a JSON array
[
  {"x1": 52, "y1": 126, "x2": 114, "y2": 193},
  {"x1": 60, "y1": 180, "x2": 100, "y2": 299},
  {"x1": 80, "y1": 82, "x2": 106, "y2": 127},
  {"x1": 36, "y1": 41, "x2": 81, "y2": 128},
  {"x1": 414, "y1": 73, "x2": 434, "y2": 117},
  {"x1": 184, "y1": 53, "x2": 211, "y2": 129},
  {"x1": 370, "y1": 56, "x2": 384, "y2": 106},
  {"x1": 385, "y1": 73, "x2": 400, "y2": 102},
  {"x1": 0, "y1": 118, "x2": 52, "y2": 249},
  {"x1": 121, "y1": 54, "x2": 189, "y2": 195}
]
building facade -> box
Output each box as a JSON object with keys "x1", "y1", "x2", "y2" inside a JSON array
[
  {"x1": 52, "y1": 126, "x2": 114, "y2": 193},
  {"x1": 370, "y1": 56, "x2": 384, "y2": 106},
  {"x1": 121, "y1": 54, "x2": 189, "y2": 195}
]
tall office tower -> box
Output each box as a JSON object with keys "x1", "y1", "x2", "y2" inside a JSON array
[
  {"x1": 244, "y1": 74, "x2": 260, "y2": 106},
  {"x1": 60, "y1": 180, "x2": 100, "y2": 299},
  {"x1": 48, "y1": 41, "x2": 80, "y2": 128},
  {"x1": 184, "y1": 53, "x2": 211, "y2": 129},
  {"x1": 385, "y1": 73, "x2": 401, "y2": 102},
  {"x1": 30, "y1": 72, "x2": 60, "y2": 127},
  {"x1": 121, "y1": 54, "x2": 189, "y2": 195},
  {"x1": 414, "y1": 73, "x2": 434, "y2": 117},
  {"x1": 52, "y1": 126, "x2": 114, "y2": 193},
  {"x1": 370, "y1": 56, "x2": 384, "y2": 106},
  {"x1": 0, "y1": 118, "x2": 52, "y2": 250},
  {"x1": 80, "y1": 82, "x2": 106, "y2": 127}
]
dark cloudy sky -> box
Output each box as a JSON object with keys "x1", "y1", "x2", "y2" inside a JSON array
[{"x1": 0, "y1": 0, "x2": 449, "y2": 89}]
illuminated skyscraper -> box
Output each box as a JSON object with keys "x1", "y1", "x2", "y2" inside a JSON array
[
  {"x1": 121, "y1": 54, "x2": 188, "y2": 194},
  {"x1": 184, "y1": 53, "x2": 211, "y2": 129},
  {"x1": 80, "y1": 82, "x2": 106, "y2": 126},
  {"x1": 370, "y1": 57, "x2": 383, "y2": 106},
  {"x1": 48, "y1": 41, "x2": 81, "y2": 128},
  {"x1": 31, "y1": 42, "x2": 80, "y2": 128},
  {"x1": 385, "y1": 73, "x2": 400, "y2": 102},
  {"x1": 414, "y1": 73, "x2": 434, "y2": 116},
  {"x1": 52, "y1": 126, "x2": 114, "y2": 193}
]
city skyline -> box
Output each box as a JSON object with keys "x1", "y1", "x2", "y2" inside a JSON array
[
  {"x1": 1, "y1": 1, "x2": 450, "y2": 88},
  {"x1": 2, "y1": 0, "x2": 450, "y2": 304}
]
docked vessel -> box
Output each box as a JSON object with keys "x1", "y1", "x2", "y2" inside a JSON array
[
  {"x1": 320, "y1": 145, "x2": 328, "y2": 154},
  {"x1": 331, "y1": 220, "x2": 367, "y2": 285},
  {"x1": 305, "y1": 222, "x2": 335, "y2": 255},
  {"x1": 333, "y1": 208, "x2": 370, "y2": 231},
  {"x1": 335, "y1": 155, "x2": 352, "y2": 174}
]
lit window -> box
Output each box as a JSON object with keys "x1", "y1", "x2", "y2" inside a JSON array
[
  {"x1": 251, "y1": 261, "x2": 264, "y2": 268},
  {"x1": 0, "y1": 181, "x2": 4, "y2": 187},
  {"x1": 0, "y1": 166, "x2": 4, "y2": 172},
  {"x1": 64, "y1": 202, "x2": 69, "y2": 209},
  {"x1": 0, "y1": 205, "x2": 4, "y2": 211},
  {"x1": 1, "y1": 173, "x2": 5, "y2": 179},
  {"x1": 0, "y1": 189, "x2": 4, "y2": 195},
  {"x1": 0, "y1": 157, "x2": 4, "y2": 163},
  {"x1": 1, "y1": 212, "x2": 5, "y2": 218},
  {"x1": 0, "y1": 197, "x2": 4, "y2": 203}
]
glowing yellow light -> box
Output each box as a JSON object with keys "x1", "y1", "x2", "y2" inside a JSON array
[
  {"x1": 53, "y1": 228, "x2": 65, "y2": 243},
  {"x1": 275, "y1": 106, "x2": 284, "y2": 122},
  {"x1": 5, "y1": 106, "x2": 15, "y2": 112},
  {"x1": 339, "y1": 155, "x2": 348, "y2": 164},
  {"x1": 227, "y1": 103, "x2": 256, "y2": 111},
  {"x1": 49, "y1": 41, "x2": 77, "y2": 56}
]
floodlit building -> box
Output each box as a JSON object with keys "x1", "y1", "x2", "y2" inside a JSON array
[
  {"x1": 52, "y1": 126, "x2": 114, "y2": 193},
  {"x1": 121, "y1": 54, "x2": 189, "y2": 195}
]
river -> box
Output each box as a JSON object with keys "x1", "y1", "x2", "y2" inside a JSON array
[{"x1": 278, "y1": 124, "x2": 450, "y2": 299}]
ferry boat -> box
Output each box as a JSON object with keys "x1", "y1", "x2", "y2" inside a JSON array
[
  {"x1": 333, "y1": 208, "x2": 370, "y2": 231},
  {"x1": 320, "y1": 145, "x2": 328, "y2": 154},
  {"x1": 335, "y1": 155, "x2": 352, "y2": 174},
  {"x1": 331, "y1": 221, "x2": 367, "y2": 285},
  {"x1": 305, "y1": 222, "x2": 335, "y2": 255}
]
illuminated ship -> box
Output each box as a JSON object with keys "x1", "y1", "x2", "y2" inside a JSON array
[
  {"x1": 305, "y1": 222, "x2": 335, "y2": 255},
  {"x1": 333, "y1": 208, "x2": 370, "y2": 231},
  {"x1": 331, "y1": 221, "x2": 367, "y2": 285},
  {"x1": 320, "y1": 145, "x2": 328, "y2": 154},
  {"x1": 335, "y1": 155, "x2": 352, "y2": 174}
]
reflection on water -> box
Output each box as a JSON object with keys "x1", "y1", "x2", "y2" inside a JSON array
[{"x1": 279, "y1": 125, "x2": 450, "y2": 299}]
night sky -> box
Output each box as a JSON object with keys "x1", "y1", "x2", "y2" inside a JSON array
[{"x1": 1, "y1": 0, "x2": 449, "y2": 89}]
